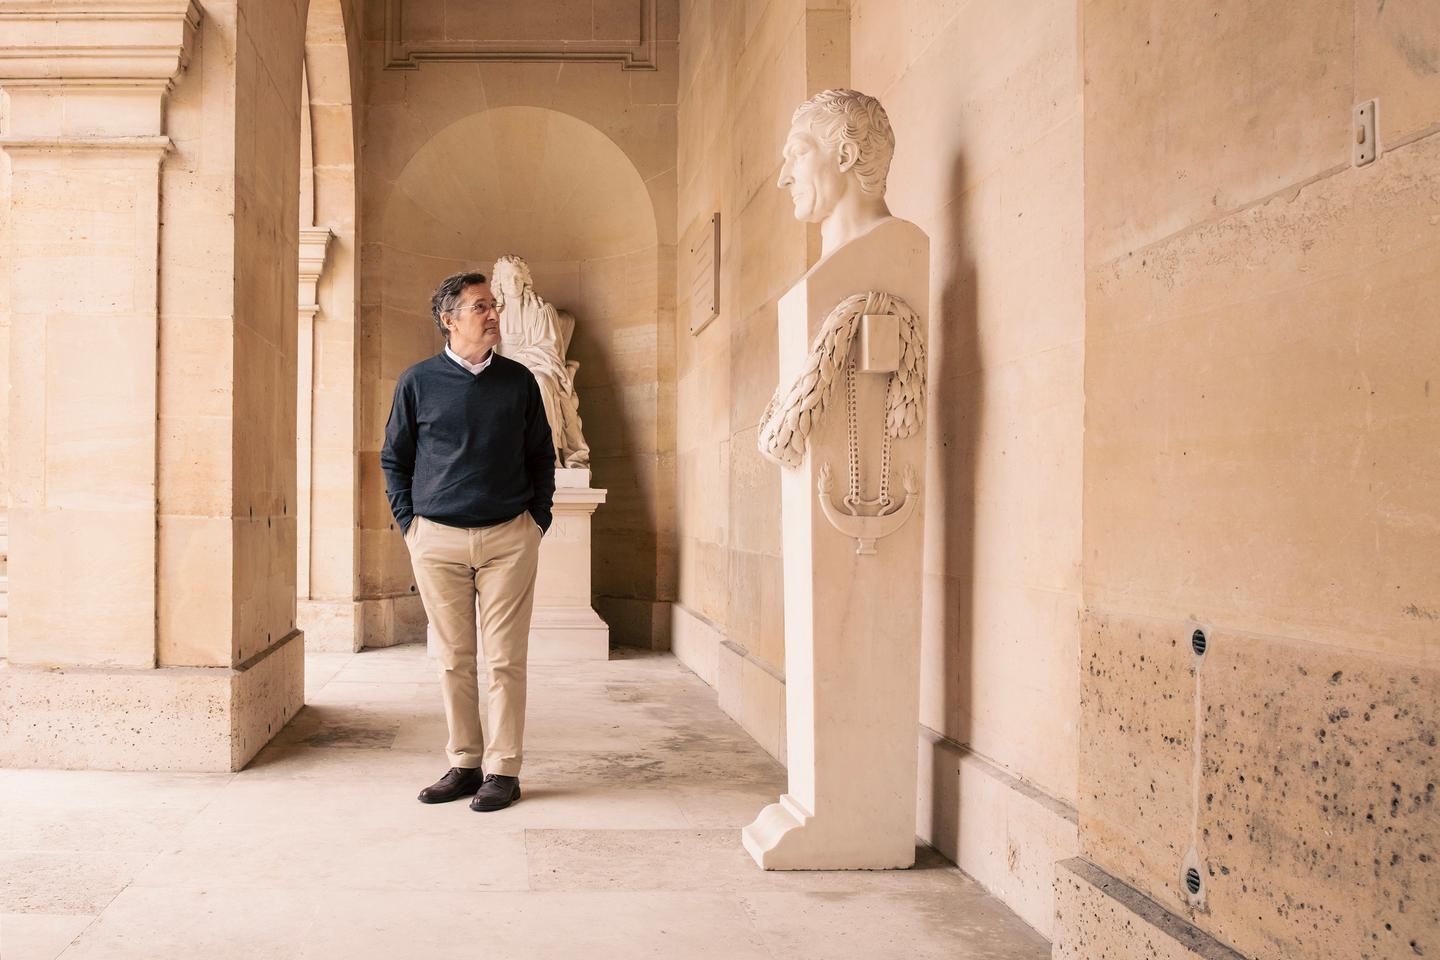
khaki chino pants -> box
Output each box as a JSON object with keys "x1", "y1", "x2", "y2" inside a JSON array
[{"x1": 405, "y1": 512, "x2": 541, "y2": 776}]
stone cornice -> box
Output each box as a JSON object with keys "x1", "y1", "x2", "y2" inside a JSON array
[
  {"x1": 382, "y1": 0, "x2": 658, "y2": 71},
  {"x1": 298, "y1": 226, "x2": 334, "y2": 311},
  {"x1": 0, "y1": 0, "x2": 201, "y2": 83},
  {"x1": 0, "y1": 134, "x2": 171, "y2": 162}
]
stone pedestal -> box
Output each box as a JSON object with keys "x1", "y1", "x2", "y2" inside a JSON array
[
  {"x1": 743, "y1": 218, "x2": 930, "y2": 869},
  {"x1": 425, "y1": 468, "x2": 609, "y2": 661},
  {"x1": 531, "y1": 468, "x2": 609, "y2": 660}
]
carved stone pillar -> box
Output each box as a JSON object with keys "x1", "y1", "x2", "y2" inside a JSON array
[
  {"x1": 0, "y1": 2, "x2": 199, "y2": 669},
  {"x1": 0, "y1": 2, "x2": 305, "y2": 771}
]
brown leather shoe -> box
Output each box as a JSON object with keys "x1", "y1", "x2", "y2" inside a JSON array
[
  {"x1": 469, "y1": 774, "x2": 521, "y2": 811},
  {"x1": 417, "y1": 766, "x2": 484, "y2": 804}
]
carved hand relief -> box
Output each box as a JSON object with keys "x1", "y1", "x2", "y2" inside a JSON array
[
  {"x1": 492, "y1": 255, "x2": 591, "y2": 469},
  {"x1": 777, "y1": 89, "x2": 897, "y2": 258}
]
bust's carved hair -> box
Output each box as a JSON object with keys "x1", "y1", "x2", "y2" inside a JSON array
[
  {"x1": 792, "y1": 89, "x2": 895, "y2": 197},
  {"x1": 493, "y1": 254, "x2": 535, "y2": 293}
]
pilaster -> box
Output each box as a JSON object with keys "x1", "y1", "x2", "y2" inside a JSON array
[
  {"x1": 0, "y1": 0, "x2": 200, "y2": 669},
  {"x1": 0, "y1": 2, "x2": 307, "y2": 772}
]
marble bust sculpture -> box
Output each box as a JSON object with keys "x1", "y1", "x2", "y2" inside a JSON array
[
  {"x1": 777, "y1": 88, "x2": 897, "y2": 258},
  {"x1": 745, "y1": 88, "x2": 930, "y2": 871},
  {"x1": 492, "y1": 255, "x2": 590, "y2": 469}
]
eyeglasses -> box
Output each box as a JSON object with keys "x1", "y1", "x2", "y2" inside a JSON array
[{"x1": 456, "y1": 301, "x2": 498, "y2": 315}]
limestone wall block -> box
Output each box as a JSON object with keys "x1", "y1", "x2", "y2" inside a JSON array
[
  {"x1": 157, "y1": 308, "x2": 239, "y2": 415},
  {"x1": 8, "y1": 508, "x2": 155, "y2": 668},
  {"x1": 724, "y1": 548, "x2": 783, "y2": 669},
  {"x1": 1083, "y1": 136, "x2": 1440, "y2": 656},
  {"x1": 671, "y1": 602, "x2": 723, "y2": 686},
  {"x1": 156, "y1": 415, "x2": 234, "y2": 517},
  {"x1": 1079, "y1": 611, "x2": 1198, "y2": 909},
  {"x1": 156, "y1": 515, "x2": 234, "y2": 667},
  {"x1": 1198, "y1": 632, "x2": 1438, "y2": 960},
  {"x1": 1356, "y1": 0, "x2": 1440, "y2": 147},
  {"x1": 1083, "y1": 0, "x2": 1354, "y2": 263},
  {"x1": 605, "y1": 324, "x2": 663, "y2": 388},
  {"x1": 734, "y1": 184, "x2": 808, "y2": 316},
  {"x1": 725, "y1": 424, "x2": 779, "y2": 558}
]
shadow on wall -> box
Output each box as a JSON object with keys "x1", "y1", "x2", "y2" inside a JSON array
[{"x1": 928, "y1": 148, "x2": 982, "y2": 840}]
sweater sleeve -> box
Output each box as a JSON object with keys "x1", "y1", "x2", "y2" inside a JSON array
[
  {"x1": 523, "y1": 374, "x2": 557, "y2": 532},
  {"x1": 380, "y1": 375, "x2": 418, "y2": 534}
]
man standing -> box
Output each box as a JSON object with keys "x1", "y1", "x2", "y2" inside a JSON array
[{"x1": 381, "y1": 270, "x2": 555, "y2": 811}]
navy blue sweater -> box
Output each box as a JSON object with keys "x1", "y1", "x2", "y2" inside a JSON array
[{"x1": 380, "y1": 352, "x2": 556, "y2": 535}]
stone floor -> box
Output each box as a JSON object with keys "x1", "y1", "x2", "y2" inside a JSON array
[{"x1": 1, "y1": 644, "x2": 1050, "y2": 959}]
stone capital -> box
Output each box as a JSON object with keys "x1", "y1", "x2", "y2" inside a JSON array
[
  {"x1": 0, "y1": 0, "x2": 202, "y2": 138},
  {"x1": 298, "y1": 226, "x2": 334, "y2": 311}
]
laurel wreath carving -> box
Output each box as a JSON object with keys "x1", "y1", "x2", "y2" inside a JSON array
[{"x1": 757, "y1": 291, "x2": 926, "y2": 469}]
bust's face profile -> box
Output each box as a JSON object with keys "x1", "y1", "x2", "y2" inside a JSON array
[{"x1": 778, "y1": 121, "x2": 850, "y2": 225}]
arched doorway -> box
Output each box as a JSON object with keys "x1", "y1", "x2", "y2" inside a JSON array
[{"x1": 361, "y1": 105, "x2": 664, "y2": 649}]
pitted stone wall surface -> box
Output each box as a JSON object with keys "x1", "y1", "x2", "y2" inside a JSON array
[
  {"x1": 1081, "y1": 613, "x2": 1440, "y2": 959},
  {"x1": 1199, "y1": 633, "x2": 1438, "y2": 960},
  {"x1": 1053, "y1": 858, "x2": 1246, "y2": 960},
  {"x1": 1079, "y1": 1, "x2": 1440, "y2": 956},
  {"x1": 1079, "y1": 613, "x2": 1197, "y2": 911}
]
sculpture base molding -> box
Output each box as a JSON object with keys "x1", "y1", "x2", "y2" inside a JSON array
[
  {"x1": 0, "y1": 630, "x2": 303, "y2": 772},
  {"x1": 743, "y1": 794, "x2": 916, "y2": 870},
  {"x1": 529, "y1": 605, "x2": 609, "y2": 661}
]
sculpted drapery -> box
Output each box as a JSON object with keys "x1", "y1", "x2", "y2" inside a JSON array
[{"x1": 492, "y1": 255, "x2": 591, "y2": 469}]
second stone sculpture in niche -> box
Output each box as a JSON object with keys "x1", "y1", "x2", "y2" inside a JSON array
[{"x1": 493, "y1": 255, "x2": 591, "y2": 468}]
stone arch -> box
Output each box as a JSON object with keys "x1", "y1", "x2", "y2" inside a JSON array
[{"x1": 360, "y1": 105, "x2": 665, "y2": 647}]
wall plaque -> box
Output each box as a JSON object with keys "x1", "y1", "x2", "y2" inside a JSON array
[{"x1": 688, "y1": 212, "x2": 720, "y2": 336}]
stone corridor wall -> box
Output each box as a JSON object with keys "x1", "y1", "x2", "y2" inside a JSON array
[
  {"x1": 670, "y1": 0, "x2": 850, "y2": 764},
  {"x1": 848, "y1": 0, "x2": 1086, "y2": 936},
  {"x1": 1064, "y1": 2, "x2": 1440, "y2": 958},
  {"x1": 672, "y1": 0, "x2": 1085, "y2": 935}
]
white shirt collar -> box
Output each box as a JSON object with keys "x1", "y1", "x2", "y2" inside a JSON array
[{"x1": 445, "y1": 345, "x2": 493, "y2": 375}]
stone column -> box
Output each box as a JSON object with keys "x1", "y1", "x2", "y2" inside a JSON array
[
  {"x1": 0, "y1": 4, "x2": 199, "y2": 668},
  {"x1": 0, "y1": 1, "x2": 304, "y2": 771}
]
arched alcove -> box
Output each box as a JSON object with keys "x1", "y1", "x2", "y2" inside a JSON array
[{"x1": 363, "y1": 105, "x2": 664, "y2": 647}]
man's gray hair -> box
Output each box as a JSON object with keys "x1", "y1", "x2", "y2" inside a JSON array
[
  {"x1": 791, "y1": 89, "x2": 895, "y2": 197},
  {"x1": 430, "y1": 270, "x2": 488, "y2": 342}
]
